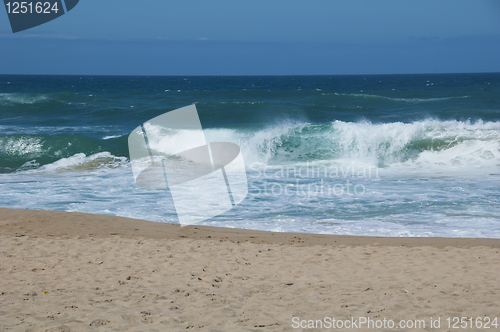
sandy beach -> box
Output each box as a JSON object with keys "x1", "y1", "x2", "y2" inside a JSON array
[{"x1": 1, "y1": 208, "x2": 499, "y2": 331}]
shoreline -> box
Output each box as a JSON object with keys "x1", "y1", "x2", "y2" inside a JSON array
[{"x1": 1, "y1": 208, "x2": 500, "y2": 248}]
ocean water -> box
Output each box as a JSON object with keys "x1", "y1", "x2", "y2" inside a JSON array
[{"x1": 1, "y1": 74, "x2": 499, "y2": 238}]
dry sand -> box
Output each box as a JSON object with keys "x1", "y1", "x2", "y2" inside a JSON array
[{"x1": 1, "y1": 208, "x2": 499, "y2": 331}]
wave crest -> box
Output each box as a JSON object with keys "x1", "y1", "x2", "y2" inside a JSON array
[{"x1": 203, "y1": 119, "x2": 500, "y2": 172}]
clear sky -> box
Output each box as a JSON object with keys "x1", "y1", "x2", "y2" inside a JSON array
[{"x1": 1, "y1": 0, "x2": 499, "y2": 75}]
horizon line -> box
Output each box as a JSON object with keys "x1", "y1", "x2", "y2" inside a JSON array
[{"x1": 1, "y1": 71, "x2": 500, "y2": 77}]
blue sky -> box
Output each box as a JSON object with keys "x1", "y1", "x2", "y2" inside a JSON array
[{"x1": 1, "y1": 0, "x2": 499, "y2": 75}]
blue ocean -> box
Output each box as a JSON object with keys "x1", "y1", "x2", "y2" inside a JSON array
[{"x1": 1, "y1": 74, "x2": 499, "y2": 237}]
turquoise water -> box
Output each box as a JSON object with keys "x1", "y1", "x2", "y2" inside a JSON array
[{"x1": 1, "y1": 74, "x2": 499, "y2": 237}]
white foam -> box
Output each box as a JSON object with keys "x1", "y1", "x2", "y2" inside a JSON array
[
  {"x1": 102, "y1": 135, "x2": 122, "y2": 140},
  {"x1": 143, "y1": 124, "x2": 206, "y2": 156},
  {"x1": 0, "y1": 136, "x2": 43, "y2": 155},
  {"x1": 200, "y1": 119, "x2": 500, "y2": 175},
  {"x1": 23, "y1": 152, "x2": 128, "y2": 174},
  {"x1": 203, "y1": 120, "x2": 308, "y2": 164},
  {"x1": 0, "y1": 93, "x2": 49, "y2": 104}
]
